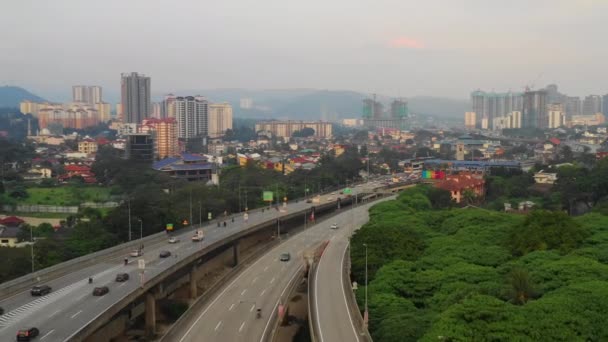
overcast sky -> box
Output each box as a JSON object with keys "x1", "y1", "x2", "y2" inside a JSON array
[{"x1": 1, "y1": 0, "x2": 607, "y2": 101}]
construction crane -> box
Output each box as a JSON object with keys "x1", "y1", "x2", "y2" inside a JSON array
[{"x1": 524, "y1": 72, "x2": 543, "y2": 92}]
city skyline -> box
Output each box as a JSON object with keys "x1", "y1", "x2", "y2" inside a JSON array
[{"x1": 1, "y1": 0, "x2": 607, "y2": 101}]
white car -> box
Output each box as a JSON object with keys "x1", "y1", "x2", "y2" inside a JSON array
[
  {"x1": 130, "y1": 249, "x2": 143, "y2": 257},
  {"x1": 168, "y1": 237, "x2": 180, "y2": 243},
  {"x1": 330, "y1": 223, "x2": 339, "y2": 229}
]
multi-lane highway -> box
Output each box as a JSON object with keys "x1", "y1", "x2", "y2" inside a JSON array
[
  {"x1": 0, "y1": 183, "x2": 381, "y2": 341},
  {"x1": 168, "y1": 199, "x2": 382, "y2": 342}
]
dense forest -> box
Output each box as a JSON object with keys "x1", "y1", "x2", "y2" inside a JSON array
[{"x1": 351, "y1": 186, "x2": 608, "y2": 341}]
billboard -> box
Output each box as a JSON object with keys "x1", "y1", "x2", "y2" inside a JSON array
[
  {"x1": 263, "y1": 191, "x2": 274, "y2": 202},
  {"x1": 343, "y1": 188, "x2": 352, "y2": 195},
  {"x1": 166, "y1": 223, "x2": 173, "y2": 231},
  {"x1": 422, "y1": 170, "x2": 446, "y2": 179}
]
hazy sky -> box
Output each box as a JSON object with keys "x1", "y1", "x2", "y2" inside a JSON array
[{"x1": 1, "y1": 0, "x2": 607, "y2": 100}]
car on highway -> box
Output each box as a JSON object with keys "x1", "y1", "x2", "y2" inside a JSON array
[
  {"x1": 306, "y1": 199, "x2": 312, "y2": 203},
  {"x1": 130, "y1": 249, "x2": 143, "y2": 257},
  {"x1": 93, "y1": 286, "x2": 109, "y2": 296},
  {"x1": 30, "y1": 285, "x2": 52, "y2": 296},
  {"x1": 115, "y1": 273, "x2": 129, "y2": 282},
  {"x1": 159, "y1": 250, "x2": 171, "y2": 258},
  {"x1": 192, "y1": 234, "x2": 204, "y2": 242},
  {"x1": 0, "y1": 307, "x2": 4, "y2": 315},
  {"x1": 330, "y1": 223, "x2": 339, "y2": 229},
  {"x1": 168, "y1": 237, "x2": 180, "y2": 243},
  {"x1": 326, "y1": 197, "x2": 333, "y2": 202},
  {"x1": 280, "y1": 252, "x2": 291, "y2": 262},
  {"x1": 16, "y1": 327, "x2": 39, "y2": 341}
]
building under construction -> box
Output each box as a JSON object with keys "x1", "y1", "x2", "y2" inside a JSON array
[{"x1": 362, "y1": 97, "x2": 410, "y2": 130}]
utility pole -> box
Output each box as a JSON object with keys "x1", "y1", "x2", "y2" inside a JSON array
[
  {"x1": 199, "y1": 201, "x2": 202, "y2": 227},
  {"x1": 238, "y1": 185, "x2": 241, "y2": 213},
  {"x1": 363, "y1": 243, "x2": 369, "y2": 327},
  {"x1": 189, "y1": 189, "x2": 193, "y2": 226},
  {"x1": 139, "y1": 219, "x2": 143, "y2": 241},
  {"x1": 128, "y1": 198, "x2": 132, "y2": 241},
  {"x1": 30, "y1": 226, "x2": 34, "y2": 273}
]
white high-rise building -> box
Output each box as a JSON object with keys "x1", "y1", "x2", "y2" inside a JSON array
[
  {"x1": 240, "y1": 98, "x2": 253, "y2": 109},
  {"x1": 73, "y1": 86, "x2": 102, "y2": 104},
  {"x1": 208, "y1": 103, "x2": 233, "y2": 138},
  {"x1": 175, "y1": 96, "x2": 208, "y2": 139}
]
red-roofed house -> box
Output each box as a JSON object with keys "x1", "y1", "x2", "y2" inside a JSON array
[
  {"x1": 549, "y1": 137, "x2": 561, "y2": 146},
  {"x1": 0, "y1": 216, "x2": 25, "y2": 227},
  {"x1": 59, "y1": 164, "x2": 97, "y2": 183},
  {"x1": 435, "y1": 173, "x2": 485, "y2": 204}
]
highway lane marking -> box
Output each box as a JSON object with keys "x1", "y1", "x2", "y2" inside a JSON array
[
  {"x1": 339, "y1": 241, "x2": 361, "y2": 342},
  {"x1": 260, "y1": 289, "x2": 267, "y2": 297},
  {"x1": 159, "y1": 260, "x2": 167, "y2": 265},
  {"x1": 252, "y1": 276, "x2": 258, "y2": 284},
  {"x1": 40, "y1": 329, "x2": 55, "y2": 340},
  {"x1": 241, "y1": 289, "x2": 247, "y2": 296},
  {"x1": 263, "y1": 266, "x2": 269, "y2": 272},
  {"x1": 250, "y1": 304, "x2": 256, "y2": 312},
  {"x1": 50, "y1": 309, "x2": 61, "y2": 317},
  {"x1": 187, "y1": 246, "x2": 193, "y2": 250},
  {"x1": 70, "y1": 310, "x2": 83, "y2": 319},
  {"x1": 214, "y1": 321, "x2": 222, "y2": 331},
  {"x1": 229, "y1": 303, "x2": 235, "y2": 311},
  {"x1": 260, "y1": 264, "x2": 303, "y2": 342},
  {"x1": 270, "y1": 277, "x2": 275, "y2": 284},
  {"x1": 239, "y1": 321, "x2": 246, "y2": 332},
  {"x1": 119, "y1": 282, "x2": 127, "y2": 288}
]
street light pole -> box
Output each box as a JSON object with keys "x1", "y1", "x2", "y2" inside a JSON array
[
  {"x1": 128, "y1": 198, "x2": 132, "y2": 241},
  {"x1": 30, "y1": 226, "x2": 34, "y2": 273},
  {"x1": 139, "y1": 219, "x2": 143, "y2": 241},
  {"x1": 363, "y1": 243, "x2": 369, "y2": 326},
  {"x1": 189, "y1": 189, "x2": 193, "y2": 226},
  {"x1": 199, "y1": 201, "x2": 202, "y2": 227}
]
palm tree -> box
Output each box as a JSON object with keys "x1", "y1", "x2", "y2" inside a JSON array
[{"x1": 507, "y1": 268, "x2": 535, "y2": 305}]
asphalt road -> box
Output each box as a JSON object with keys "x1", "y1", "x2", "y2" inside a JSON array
[
  {"x1": 313, "y1": 198, "x2": 387, "y2": 342},
  {"x1": 172, "y1": 199, "x2": 382, "y2": 342},
  {"x1": 0, "y1": 183, "x2": 381, "y2": 341}
]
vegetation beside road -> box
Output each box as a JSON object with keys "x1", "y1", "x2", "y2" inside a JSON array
[{"x1": 351, "y1": 186, "x2": 608, "y2": 341}]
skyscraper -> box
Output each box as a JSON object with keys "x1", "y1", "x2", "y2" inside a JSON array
[
  {"x1": 208, "y1": 103, "x2": 233, "y2": 138},
  {"x1": 73, "y1": 86, "x2": 102, "y2": 104},
  {"x1": 523, "y1": 90, "x2": 547, "y2": 128},
  {"x1": 582, "y1": 95, "x2": 602, "y2": 115},
  {"x1": 390, "y1": 99, "x2": 408, "y2": 119},
  {"x1": 547, "y1": 103, "x2": 565, "y2": 129},
  {"x1": 362, "y1": 98, "x2": 383, "y2": 119},
  {"x1": 175, "y1": 96, "x2": 208, "y2": 139},
  {"x1": 603, "y1": 94, "x2": 608, "y2": 118},
  {"x1": 470, "y1": 90, "x2": 523, "y2": 129},
  {"x1": 120, "y1": 72, "x2": 151, "y2": 124},
  {"x1": 162, "y1": 94, "x2": 177, "y2": 119},
  {"x1": 564, "y1": 96, "x2": 581, "y2": 120},
  {"x1": 464, "y1": 112, "x2": 476, "y2": 129},
  {"x1": 141, "y1": 118, "x2": 178, "y2": 159}
]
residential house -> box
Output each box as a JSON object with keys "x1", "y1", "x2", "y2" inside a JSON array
[
  {"x1": 435, "y1": 173, "x2": 485, "y2": 204},
  {"x1": 0, "y1": 225, "x2": 20, "y2": 247},
  {"x1": 152, "y1": 153, "x2": 218, "y2": 183},
  {"x1": 533, "y1": 170, "x2": 558, "y2": 184}
]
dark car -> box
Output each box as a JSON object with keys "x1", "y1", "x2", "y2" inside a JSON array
[
  {"x1": 93, "y1": 286, "x2": 109, "y2": 296},
  {"x1": 159, "y1": 250, "x2": 171, "y2": 258},
  {"x1": 16, "y1": 327, "x2": 39, "y2": 341},
  {"x1": 280, "y1": 252, "x2": 291, "y2": 262},
  {"x1": 115, "y1": 273, "x2": 129, "y2": 282},
  {"x1": 30, "y1": 285, "x2": 52, "y2": 296},
  {"x1": 0, "y1": 307, "x2": 4, "y2": 315}
]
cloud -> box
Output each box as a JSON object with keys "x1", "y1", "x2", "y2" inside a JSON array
[{"x1": 388, "y1": 36, "x2": 425, "y2": 49}]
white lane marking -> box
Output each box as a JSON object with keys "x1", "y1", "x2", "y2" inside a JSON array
[
  {"x1": 159, "y1": 260, "x2": 167, "y2": 265},
  {"x1": 187, "y1": 246, "x2": 193, "y2": 250},
  {"x1": 239, "y1": 321, "x2": 246, "y2": 332},
  {"x1": 250, "y1": 304, "x2": 256, "y2": 312},
  {"x1": 229, "y1": 303, "x2": 235, "y2": 311},
  {"x1": 215, "y1": 321, "x2": 222, "y2": 331},
  {"x1": 70, "y1": 310, "x2": 83, "y2": 319},
  {"x1": 340, "y1": 241, "x2": 361, "y2": 342},
  {"x1": 260, "y1": 264, "x2": 303, "y2": 342},
  {"x1": 252, "y1": 276, "x2": 258, "y2": 284},
  {"x1": 50, "y1": 310, "x2": 61, "y2": 317},
  {"x1": 241, "y1": 289, "x2": 247, "y2": 296},
  {"x1": 263, "y1": 266, "x2": 269, "y2": 272},
  {"x1": 95, "y1": 296, "x2": 105, "y2": 302},
  {"x1": 260, "y1": 289, "x2": 267, "y2": 297},
  {"x1": 40, "y1": 329, "x2": 55, "y2": 340},
  {"x1": 119, "y1": 282, "x2": 127, "y2": 287},
  {"x1": 270, "y1": 277, "x2": 275, "y2": 284}
]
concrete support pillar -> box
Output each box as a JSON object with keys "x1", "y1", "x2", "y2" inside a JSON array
[
  {"x1": 232, "y1": 240, "x2": 240, "y2": 267},
  {"x1": 145, "y1": 291, "x2": 156, "y2": 337},
  {"x1": 189, "y1": 265, "x2": 198, "y2": 299}
]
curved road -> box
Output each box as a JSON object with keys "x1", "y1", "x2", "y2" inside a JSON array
[
  {"x1": 169, "y1": 199, "x2": 382, "y2": 342},
  {"x1": 0, "y1": 183, "x2": 381, "y2": 341}
]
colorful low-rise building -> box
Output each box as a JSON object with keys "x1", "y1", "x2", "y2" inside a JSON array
[{"x1": 434, "y1": 173, "x2": 485, "y2": 204}]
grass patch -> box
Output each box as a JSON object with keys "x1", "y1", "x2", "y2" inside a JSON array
[{"x1": 21, "y1": 186, "x2": 113, "y2": 206}]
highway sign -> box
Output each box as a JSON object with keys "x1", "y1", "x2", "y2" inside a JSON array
[
  {"x1": 263, "y1": 191, "x2": 273, "y2": 202},
  {"x1": 166, "y1": 223, "x2": 173, "y2": 231},
  {"x1": 208, "y1": 212, "x2": 212, "y2": 220},
  {"x1": 138, "y1": 259, "x2": 145, "y2": 270}
]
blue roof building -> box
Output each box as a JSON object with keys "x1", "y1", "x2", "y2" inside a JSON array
[{"x1": 152, "y1": 153, "x2": 217, "y2": 183}]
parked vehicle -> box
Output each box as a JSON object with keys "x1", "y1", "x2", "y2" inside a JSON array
[
  {"x1": 16, "y1": 327, "x2": 39, "y2": 341},
  {"x1": 93, "y1": 286, "x2": 109, "y2": 296},
  {"x1": 115, "y1": 273, "x2": 129, "y2": 282},
  {"x1": 30, "y1": 285, "x2": 52, "y2": 296}
]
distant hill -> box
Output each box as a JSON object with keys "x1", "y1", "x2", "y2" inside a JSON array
[
  {"x1": 0, "y1": 86, "x2": 46, "y2": 108},
  {"x1": 182, "y1": 88, "x2": 467, "y2": 121}
]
